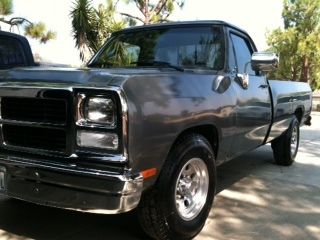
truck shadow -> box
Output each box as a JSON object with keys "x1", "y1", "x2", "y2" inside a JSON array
[{"x1": 0, "y1": 197, "x2": 146, "y2": 240}]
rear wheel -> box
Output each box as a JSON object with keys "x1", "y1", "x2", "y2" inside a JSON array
[
  {"x1": 138, "y1": 134, "x2": 216, "y2": 240},
  {"x1": 271, "y1": 116, "x2": 300, "y2": 166}
]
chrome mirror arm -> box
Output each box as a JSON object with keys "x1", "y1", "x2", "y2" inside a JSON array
[{"x1": 234, "y1": 61, "x2": 250, "y2": 89}]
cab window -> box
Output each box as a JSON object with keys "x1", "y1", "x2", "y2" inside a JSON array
[
  {"x1": 230, "y1": 33, "x2": 254, "y2": 75},
  {"x1": 0, "y1": 36, "x2": 26, "y2": 69}
]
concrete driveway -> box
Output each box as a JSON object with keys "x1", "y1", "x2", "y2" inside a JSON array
[{"x1": 0, "y1": 113, "x2": 319, "y2": 240}]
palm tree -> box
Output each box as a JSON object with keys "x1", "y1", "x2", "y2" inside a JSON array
[
  {"x1": 71, "y1": 0, "x2": 186, "y2": 62},
  {"x1": 71, "y1": 0, "x2": 125, "y2": 62}
]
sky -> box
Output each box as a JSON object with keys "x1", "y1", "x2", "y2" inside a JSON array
[{"x1": 1, "y1": 0, "x2": 284, "y2": 66}]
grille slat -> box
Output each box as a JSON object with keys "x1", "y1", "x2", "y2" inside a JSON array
[
  {"x1": 5, "y1": 108, "x2": 66, "y2": 113},
  {"x1": 1, "y1": 96, "x2": 69, "y2": 153},
  {"x1": 3, "y1": 125, "x2": 67, "y2": 152},
  {"x1": 1, "y1": 97, "x2": 67, "y2": 124}
]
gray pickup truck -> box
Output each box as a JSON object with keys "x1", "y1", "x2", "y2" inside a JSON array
[{"x1": 0, "y1": 21, "x2": 312, "y2": 240}]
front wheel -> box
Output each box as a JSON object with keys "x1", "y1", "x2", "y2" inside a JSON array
[
  {"x1": 138, "y1": 134, "x2": 216, "y2": 240},
  {"x1": 271, "y1": 116, "x2": 300, "y2": 166}
]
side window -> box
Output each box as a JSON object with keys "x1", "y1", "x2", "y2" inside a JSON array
[
  {"x1": 0, "y1": 36, "x2": 26, "y2": 69},
  {"x1": 228, "y1": 37, "x2": 237, "y2": 72},
  {"x1": 230, "y1": 33, "x2": 254, "y2": 75}
]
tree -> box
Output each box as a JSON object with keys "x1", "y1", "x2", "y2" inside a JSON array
[
  {"x1": 120, "y1": 0, "x2": 185, "y2": 25},
  {"x1": 0, "y1": 0, "x2": 56, "y2": 43},
  {"x1": 71, "y1": 0, "x2": 126, "y2": 61},
  {"x1": 0, "y1": 0, "x2": 12, "y2": 15},
  {"x1": 267, "y1": 0, "x2": 320, "y2": 89},
  {"x1": 71, "y1": 0, "x2": 185, "y2": 62}
]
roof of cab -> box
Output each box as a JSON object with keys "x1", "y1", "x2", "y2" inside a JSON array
[
  {"x1": 113, "y1": 20, "x2": 249, "y2": 36},
  {"x1": 0, "y1": 30, "x2": 27, "y2": 39}
]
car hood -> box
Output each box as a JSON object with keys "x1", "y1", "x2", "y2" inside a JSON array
[{"x1": 0, "y1": 66, "x2": 181, "y2": 89}]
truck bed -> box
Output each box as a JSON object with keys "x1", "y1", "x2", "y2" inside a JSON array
[{"x1": 267, "y1": 80, "x2": 312, "y2": 142}]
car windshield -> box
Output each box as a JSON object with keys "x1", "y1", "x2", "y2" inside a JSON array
[{"x1": 89, "y1": 26, "x2": 225, "y2": 71}]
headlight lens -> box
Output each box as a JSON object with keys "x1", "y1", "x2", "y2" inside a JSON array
[
  {"x1": 78, "y1": 96, "x2": 116, "y2": 126},
  {"x1": 77, "y1": 130, "x2": 119, "y2": 150},
  {"x1": 86, "y1": 97, "x2": 115, "y2": 124}
]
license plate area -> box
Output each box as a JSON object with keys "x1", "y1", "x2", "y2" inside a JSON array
[{"x1": 0, "y1": 167, "x2": 6, "y2": 191}]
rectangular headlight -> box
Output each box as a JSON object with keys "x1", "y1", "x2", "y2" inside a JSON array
[
  {"x1": 77, "y1": 94, "x2": 117, "y2": 127},
  {"x1": 85, "y1": 97, "x2": 116, "y2": 125},
  {"x1": 77, "y1": 130, "x2": 119, "y2": 150}
]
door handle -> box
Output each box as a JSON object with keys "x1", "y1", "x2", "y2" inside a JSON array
[
  {"x1": 236, "y1": 73, "x2": 249, "y2": 89},
  {"x1": 259, "y1": 84, "x2": 269, "y2": 89}
]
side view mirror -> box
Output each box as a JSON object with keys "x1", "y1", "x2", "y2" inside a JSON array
[{"x1": 251, "y1": 52, "x2": 278, "y2": 72}]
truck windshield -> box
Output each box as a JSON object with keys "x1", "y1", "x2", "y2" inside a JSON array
[{"x1": 89, "y1": 26, "x2": 225, "y2": 71}]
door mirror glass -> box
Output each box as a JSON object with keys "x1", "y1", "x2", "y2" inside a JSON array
[{"x1": 251, "y1": 52, "x2": 278, "y2": 72}]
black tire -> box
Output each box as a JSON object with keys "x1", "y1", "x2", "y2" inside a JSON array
[
  {"x1": 138, "y1": 134, "x2": 216, "y2": 240},
  {"x1": 271, "y1": 116, "x2": 300, "y2": 166}
]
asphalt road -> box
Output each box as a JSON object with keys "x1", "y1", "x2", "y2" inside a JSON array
[{"x1": 0, "y1": 113, "x2": 319, "y2": 240}]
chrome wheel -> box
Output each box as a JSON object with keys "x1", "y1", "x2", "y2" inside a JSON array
[
  {"x1": 175, "y1": 158, "x2": 209, "y2": 221},
  {"x1": 290, "y1": 124, "x2": 298, "y2": 157}
]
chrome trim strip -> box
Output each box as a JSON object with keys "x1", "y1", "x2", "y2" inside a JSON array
[
  {"x1": 1, "y1": 143, "x2": 66, "y2": 155},
  {"x1": 75, "y1": 93, "x2": 117, "y2": 129},
  {"x1": 0, "y1": 85, "x2": 74, "y2": 91},
  {"x1": 116, "y1": 88, "x2": 130, "y2": 166},
  {"x1": 10, "y1": 190, "x2": 143, "y2": 215},
  {"x1": 0, "y1": 97, "x2": 2, "y2": 120},
  {"x1": 0, "y1": 98, "x2": 3, "y2": 147},
  {"x1": 67, "y1": 152, "x2": 127, "y2": 163},
  {"x1": 0, "y1": 119, "x2": 66, "y2": 128},
  {"x1": 0, "y1": 154, "x2": 135, "y2": 181},
  {"x1": 75, "y1": 93, "x2": 86, "y2": 126},
  {"x1": 0, "y1": 123, "x2": 4, "y2": 147}
]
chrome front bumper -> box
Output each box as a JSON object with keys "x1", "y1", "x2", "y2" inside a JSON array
[{"x1": 0, "y1": 154, "x2": 143, "y2": 214}]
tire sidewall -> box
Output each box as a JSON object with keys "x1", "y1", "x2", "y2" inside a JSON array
[
  {"x1": 157, "y1": 135, "x2": 216, "y2": 239},
  {"x1": 286, "y1": 117, "x2": 300, "y2": 161}
]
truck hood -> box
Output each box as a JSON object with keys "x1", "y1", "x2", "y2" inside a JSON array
[{"x1": 0, "y1": 66, "x2": 178, "y2": 89}]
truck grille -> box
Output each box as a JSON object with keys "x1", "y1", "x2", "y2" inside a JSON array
[{"x1": 1, "y1": 96, "x2": 69, "y2": 154}]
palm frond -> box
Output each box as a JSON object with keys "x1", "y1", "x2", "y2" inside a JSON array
[
  {"x1": 0, "y1": 0, "x2": 13, "y2": 16},
  {"x1": 70, "y1": 0, "x2": 95, "y2": 61}
]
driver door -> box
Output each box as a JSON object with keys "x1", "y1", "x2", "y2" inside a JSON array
[{"x1": 228, "y1": 31, "x2": 272, "y2": 157}]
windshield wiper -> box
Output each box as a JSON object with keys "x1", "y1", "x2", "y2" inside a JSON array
[
  {"x1": 87, "y1": 61, "x2": 113, "y2": 68},
  {"x1": 133, "y1": 60, "x2": 184, "y2": 72},
  {"x1": 87, "y1": 62, "x2": 101, "y2": 68}
]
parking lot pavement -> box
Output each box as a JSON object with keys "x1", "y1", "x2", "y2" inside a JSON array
[{"x1": 0, "y1": 113, "x2": 319, "y2": 240}]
